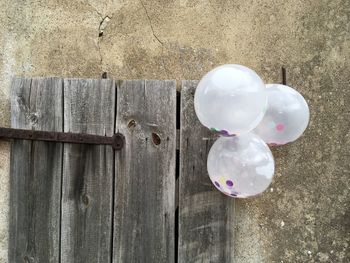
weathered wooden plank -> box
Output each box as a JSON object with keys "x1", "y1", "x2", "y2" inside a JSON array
[
  {"x1": 61, "y1": 79, "x2": 115, "y2": 262},
  {"x1": 113, "y1": 80, "x2": 176, "y2": 263},
  {"x1": 178, "y1": 80, "x2": 235, "y2": 263},
  {"x1": 9, "y1": 77, "x2": 63, "y2": 262}
]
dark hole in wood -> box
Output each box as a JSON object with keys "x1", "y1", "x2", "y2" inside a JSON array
[
  {"x1": 152, "y1": 133, "x2": 161, "y2": 145},
  {"x1": 127, "y1": 119, "x2": 136, "y2": 129},
  {"x1": 101, "y1": 72, "x2": 107, "y2": 79},
  {"x1": 99, "y1": 32, "x2": 103, "y2": 37},
  {"x1": 30, "y1": 114, "x2": 38, "y2": 123}
]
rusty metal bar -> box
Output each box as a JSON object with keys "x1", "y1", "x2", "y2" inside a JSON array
[{"x1": 0, "y1": 127, "x2": 124, "y2": 150}]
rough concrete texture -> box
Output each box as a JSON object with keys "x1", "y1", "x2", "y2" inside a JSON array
[{"x1": 0, "y1": 0, "x2": 349, "y2": 262}]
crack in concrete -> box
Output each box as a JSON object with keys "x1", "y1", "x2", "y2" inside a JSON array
[
  {"x1": 138, "y1": 0, "x2": 170, "y2": 77},
  {"x1": 160, "y1": 46, "x2": 171, "y2": 77},
  {"x1": 84, "y1": 0, "x2": 168, "y2": 76},
  {"x1": 83, "y1": 0, "x2": 103, "y2": 19},
  {"x1": 82, "y1": 1, "x2": 111, "y2": 72},
  {"x1": 96, "y1": 15, "x2": 111, "y2": 73},
  {"x1": 99, "y1": 15, "x2": 111, "y2": 36},
  {"x1": 139, "y1": 0, "x2": 164, "y2": 46},
  {"x1": 97, "y1": 40, "x2": 103, "y2": 69}
]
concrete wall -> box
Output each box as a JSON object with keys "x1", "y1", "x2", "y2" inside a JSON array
[{"x1": 0, "y1": 0, "x2": 349, "y2": 262}]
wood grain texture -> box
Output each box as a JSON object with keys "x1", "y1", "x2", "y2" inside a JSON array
[
  {"x1": 178, "y1": 81, "x2": 235, "y2": 263},
  {"x1": 9, "y1": 77, "x2": 63, "y2": 263},
  {"x1": 113, "y1": 80, "x2": 176, "y2": 263},
  {"x1": 61, "y1": 79, "x2": 115, "y2": 263}
]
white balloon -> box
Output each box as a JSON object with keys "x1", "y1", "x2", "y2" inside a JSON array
[
  {"x1": 253, "y1": 84, "x2": 310, "y2": 145},
  {"x1": 194, "y1": 64, "x2": 267, "y2": 136},
  {"x1": 207, "y1": 133, "x2": 275, "y2": 198}
]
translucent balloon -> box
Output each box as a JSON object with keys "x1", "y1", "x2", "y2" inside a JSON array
[
  {"x1": 194, "y1": 64, "x2": 267, "y2": 136},
  {"x1": 253, "y1": 84, "x2": 310, "y2": 146},
  {"x1": 207, "y1": 133, "x2": 275, "y2": 198}
]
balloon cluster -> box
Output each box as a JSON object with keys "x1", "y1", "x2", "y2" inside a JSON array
[{"x1": 194, "y1": 64, "x2": 309, "y2": 198}]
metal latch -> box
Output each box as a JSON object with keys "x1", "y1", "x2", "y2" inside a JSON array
[{"x1": 0, "y1": 127, "x2": 125, "y2": 150}]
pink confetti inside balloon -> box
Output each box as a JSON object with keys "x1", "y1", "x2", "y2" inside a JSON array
[
  {"x1": 207, "y1": 133, "x2": 275, "y2": 198},
  {"x1": 253, "y1": 84, "x2": 310, "y2": 145}
]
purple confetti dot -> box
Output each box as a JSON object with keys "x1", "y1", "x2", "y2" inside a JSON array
[
  {"x1": 230, "y1": 193, "x2": 238, "y2": 197},
  {"x1": 220, "y1": 130, "x2": 236, "y2": 137},
  {"x1": 214, "y1": 181, "x2": 220, "y2": 188},
  {"x1": 226, "y1": 180, "x2": 233, "y2": 187},
  {"x1": 219, "y1": 130, "x2": 229, "y2": 135}
]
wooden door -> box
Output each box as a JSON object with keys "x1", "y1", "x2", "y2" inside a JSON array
[{"x1": 9, "y1": 77, "x2": 235, "y2": 263}]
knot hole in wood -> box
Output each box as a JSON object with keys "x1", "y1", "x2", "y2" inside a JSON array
[
  {"x1": 82, "y1": 194, "x2": 90, "y2": 206},
  {"x1": 127, "y1": 119, "x2": 137, "y2": 129},
  {"x1": 152, "y1": 133, "x2": 161, "y2": 145}
]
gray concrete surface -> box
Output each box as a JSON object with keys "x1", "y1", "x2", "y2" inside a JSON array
[{"x1": 0, "y1": 0, "x2": 349, "y2": 262}]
